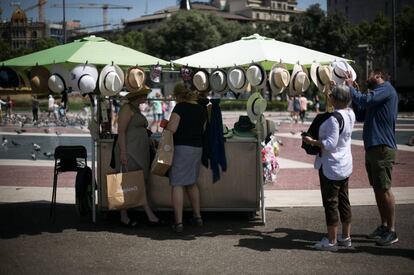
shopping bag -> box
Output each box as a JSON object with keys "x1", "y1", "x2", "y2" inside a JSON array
[
  {"x1": 106, "y1": 169, "x2": 147, "y2": 210},
  {"x1": 151, "y1": 129, "x2": 174, "y2": 176}
]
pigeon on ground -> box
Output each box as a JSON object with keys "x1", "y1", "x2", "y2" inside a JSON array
[
  {"x1": 33, "y1": 143, "x2": 41, "y2": 151},
  {"x1": 15, "y1": 129, "x2": 22, "y2": 134},
  {"x1": 31, "y1": 152, "x2": 36, "y2": 160},
  {"x1": 277, "y1": 139, "x2": 284, "y2": 146},
  {"x1": 43, "y1": 152, "x2": 54, "y2": 158},
  {"x1": 1, "y1": 138, "x2": 7, "y2": 147},
  {"x1": 11, "y1": 140, "x2": 20, "y2": 146},
  {"x1": 44, "y1": 128, "x2": 50, "y2": 134},
  {"x1": 55, "y1": 131, "x2": 61, "y2": 136}
]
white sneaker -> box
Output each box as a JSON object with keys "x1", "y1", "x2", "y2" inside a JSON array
[
  {"x1": 312, "y1": 237, "x2": 338, "y2": 252},
  {"x1": 337, "y1": 235, "x2": 352, "y2": 247}
]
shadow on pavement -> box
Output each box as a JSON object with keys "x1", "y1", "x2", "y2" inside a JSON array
[{"x1": 1, "y1": 201, "x2": 413, "y2": 260}]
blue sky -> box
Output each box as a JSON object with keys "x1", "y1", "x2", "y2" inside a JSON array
[{"x1": 1, "y1": 0, "x2": 326, "y2": 29}]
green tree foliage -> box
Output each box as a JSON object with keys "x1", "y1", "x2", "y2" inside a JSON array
[
  {"x1": 33, "y1": 37, "x2": 59, "y2": 51},
  {"x1": 145, "y1": 11, "x2": 222, "y2": 60},
  {"x1": 112, "y1": 31, "x2": 147, "y2": 53},
  {"x1": 357, "y1": 13, "x2": 391, "y2": 68},
  {"x1": 397, "y1": 5, "x2": 414, "y2": 68}
]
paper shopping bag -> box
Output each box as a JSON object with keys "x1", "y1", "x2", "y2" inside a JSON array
[
  {"x1": 151, "y1": 129, "x2": 174, "y2": 176},
  {"x1": 106, "y1": 170, "x2": 147, "y2": 210}
]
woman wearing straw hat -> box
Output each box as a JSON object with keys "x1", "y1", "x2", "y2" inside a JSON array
[
  {"x1": 114, "y1": 85, "x2": 163, "y2": 227},
  {"x1": 166, "y1": 83, "x2": 207, "y2": 233}
]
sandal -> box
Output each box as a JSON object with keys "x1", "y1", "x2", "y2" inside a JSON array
[
  {"x1": 147, "y1": 219, "x2": 168, "y2": 227},
  {"x1": 120, "y1": 219, "x2": 138, "y2": 228},
  {"x1": 191, "y1": 216, "x2": 203, "y2": 227},
  {"x1": 172, "y1": 223, "x2": 183, "y2": 233}
]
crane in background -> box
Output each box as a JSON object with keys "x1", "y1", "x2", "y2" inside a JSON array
[
  {"x1": 50, "y1": 3, "x2": 133, "y2": 31},
  {"x1": 10, "y1": 0, "x2": 47, "y2": 23}
]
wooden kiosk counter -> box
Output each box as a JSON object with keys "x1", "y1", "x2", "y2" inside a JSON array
[{"x1": 97, "y1": 138, "x2": 260, "y2": 212}]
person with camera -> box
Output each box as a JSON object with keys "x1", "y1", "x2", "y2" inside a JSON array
[
  {"x1": 345, "y1": 69, "x2": 399, "y2": 246},
  {"x1": 302, "y1": 84, "x2": 355, "y2": 251}
]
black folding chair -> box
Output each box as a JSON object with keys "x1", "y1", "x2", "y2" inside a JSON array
[{"x1": 50, "y1": 145, "x2": 87, "y2": 221}]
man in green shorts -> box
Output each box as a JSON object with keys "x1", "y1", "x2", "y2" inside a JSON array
[{"x1": 345, "y1": 68, "x2": 399, "y2": 246}]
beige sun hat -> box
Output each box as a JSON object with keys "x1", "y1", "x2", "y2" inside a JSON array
[
  {"x1": 209, "y1": 68, "x2": 227, "y2": 93},
  {"x1": 269, "y1": 63, "x2": 290, "y2": 95},
  {"x1": 48, "y1": 64, "x2": 70, "y2": 94},
  {"x1": 99, "y1": 64, "x2": 124, "y2": 96},
  {"x1": 289, "y1": 64, "x2": 310, "y2": 96},
  {"x1": 70, "y1": 64, "x2": 99, "y2": 95},
  {"x1": 246, "y1": 63, "x2": 267, "y2": 89},
  {"x1": 310, "y1": 62, "x2": 332, "y2": 92},
  {"x1": 246, "y1": 92, "x2": 267, "y2": 123},
  {"x1": 331, "y1": 60, "x2": 357, "y2": 85},
  {"x1": 192, "y1": 69, "x2": 210, "y2": 92},
  {"x1": 30, "y1": 66, "x2": 51, "y2": 94},
  {"x1": 125, "y1": 66, "x2": 146, "y2": 92},
  {"x1": 227, "y1": 66, "x2": 248, "y2": 93}
]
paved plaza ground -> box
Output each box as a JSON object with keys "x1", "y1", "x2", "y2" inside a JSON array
[{"x1": 0, "y1": 110, "x2": 413, "y2": 274}]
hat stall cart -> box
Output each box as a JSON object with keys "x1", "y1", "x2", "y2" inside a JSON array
[
  {"x1": 0, "y1": 36, "x2": 169, "y2": 223},
  {"x1": 173, "y1": 33, "x2": 355, "y2": 224}
]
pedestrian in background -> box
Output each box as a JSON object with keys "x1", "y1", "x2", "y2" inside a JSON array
[
  {"x1": 5, "y1": 96, "x2": 13, "y2": 120},
  {"x1": 345, "y1": 68, "x2": 399, "y2": 246},
  {"x1": 0, "y1": 97, "x2": 6, "y2": 123},
  {"x1": 48, "y1": 95, "x2": 55, "y2": 117},
  {"x1": 314, "y1": 94, "x2": 320, "y2": 113},
  {"x1": 150, "y1": 93, "x2": 163, "y2": 133},
  {"x1": 32, "y1": 95, "x2": 39, "y2": 123},
  {"x1": 166, "y1": 83, "x2": 207, "y2": 233},
  {"x1": 302, "y1": 84, "x2": 355, "y2": 251},
  {"x1": 299, "y1": 94, "x2": 308, "y2": 123}
]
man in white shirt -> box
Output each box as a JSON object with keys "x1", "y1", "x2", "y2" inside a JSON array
[{"x1": 302, "y1": 84, "x2": 356, "y2": 251}]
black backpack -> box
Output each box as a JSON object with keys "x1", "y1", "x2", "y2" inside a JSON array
[
  {"x1": 75, "y1": 166, "x2": 96, "y2": 216},
  {"x1": 301, "y1": 112, "x2": 344, "y2": 155}
]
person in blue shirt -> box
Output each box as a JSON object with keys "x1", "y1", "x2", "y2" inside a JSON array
[{"x1": 345, "y1": 68, "x2": 399, "y2": 246}]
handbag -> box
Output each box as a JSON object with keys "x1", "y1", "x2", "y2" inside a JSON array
[
  {"x1": 106, "y1": 168, "x2": 147, "y2": 210},
  {"x1": 151, "y1": 129, "x2": 174, "y2": 176}
]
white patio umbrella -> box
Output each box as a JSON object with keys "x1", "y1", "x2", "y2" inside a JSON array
[{"x1": 173, "y1": 33, "x2": 351, "y2": 70}]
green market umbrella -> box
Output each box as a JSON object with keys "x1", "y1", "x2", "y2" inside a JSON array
[
  {"x1": 173, "y1": 33, "x2": 352, "y2": 70},
  {"x1": 1, "y1": 35, "x2": 169, "y2": 68}
]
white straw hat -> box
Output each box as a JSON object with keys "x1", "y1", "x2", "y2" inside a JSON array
[
  {"x1": 246, "y1": 63, "x2": 267, "y2": 89},
  {"x1": 310, "y1": 62, "x2": 332, "y2": 92},
  {"x1": 289, "y1": 64, "x2": 310, "y2": 96},
  {"x1": 192, "y1": 69, "x2": 210, "y2": 92},
  {"x1": 331, "y1": 60, "x2": 356, "y2": 85},
  {"x1": 99, "y1": 64, "x2": 124, "y2": 96},
  {"x1": 70, "y1": 64, "x2": 98, "y2": 94},
  {"x1": 48, "y1": 64, "x2": 70, "y2": 94},
  {"x1": 227, "y1": 66, "x2": 248, "y2": 93},
  {"x1": 269, "y1": 64, "x2": 290, "y2": 95},
  {"x1": 209, "y1": 68, "x2": 227, "y2": 93}
]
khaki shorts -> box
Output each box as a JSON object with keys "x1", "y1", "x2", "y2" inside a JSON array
[{"x1": 365, "y1": 145, "x2": 396, "y2": 190}]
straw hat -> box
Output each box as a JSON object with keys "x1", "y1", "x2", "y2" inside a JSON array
[
  {"x1": 246, "y1": 63, "x2": 267, "y2": 89},
  {"x1": 30, "y1": 66, "x2": 51, "y2": 94},
  {"x1": 192, "y1": 69, "x2": 210, "y2": 92},
  {"x1": 99, "y1": 64, "x2": 124, "y2": 96},
  {"x1": 125, "y1": 85, "x2": 151, "y2": 101},
  {"x1": 310, "y1": 62, "x2": 332, "y2": 92},
  {"x1": 331, "y1": 61, "x2": 357, "y2": 85},
  {"x1": 227, "y1": 66, "x2": 248, "y2": 93},
  {"x1": 70, "y1": 64, "x2": 98, "y2": 95},
  {"x1": 0, "y1": 66, "x2": 20, "y2": 88},
  {"x1": 269, "y1": 64, "x2": 290, "y2": 95},
  {"x1": 209, "y1": 68, "x2": 227, "y2": 93},
  {"x1": 289, "y1": 64, "x2": 310, "y2": 96},
  {"x1": 246, "y1": 92, "x2": 267, "y2": 123},
  {"x1": 48, "y1": 64, "x2": 71, "y2": 94},
  {"x1": 125, "y1": 66, "x2": 146, "y2": 92}
]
